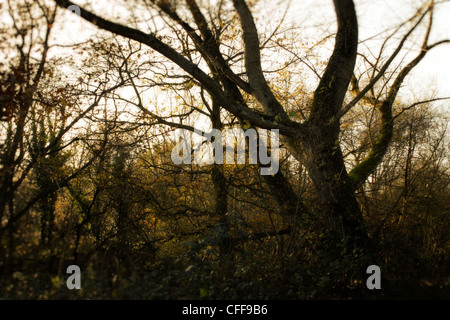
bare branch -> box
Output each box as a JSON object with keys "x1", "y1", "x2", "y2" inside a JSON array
[
  {"x1": 232, "y1": 0, "x2": 290, "y2": 121},
  {"x1": 54, "y1": 0, "x2": 307, "y2": 138},
  {"x1": 393, "y1": 96, "x2": 450, "y2": 120},
  {"x1": 309, "y1": 0, "x2": 359, "y2": 121},
  {"x1": 426, "y1": 39, "x2": 450, "y2": 50},
  {"x1": 338, "y1": 5, "x2": 432, "y2": 119}
]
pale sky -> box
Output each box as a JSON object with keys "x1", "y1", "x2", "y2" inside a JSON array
[
  {"x1": 51, "y1": 0, "x2": 450, "y2": 108},
  {"x1": 282, "y1": 0, "x2": 450, "y2": 100}
]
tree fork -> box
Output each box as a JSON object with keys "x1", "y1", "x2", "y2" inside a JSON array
[{"x1": 304, "y1": 0, "x2": 370, "y2": 248}]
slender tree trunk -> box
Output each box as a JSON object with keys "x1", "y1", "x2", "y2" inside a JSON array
[
  {"x1": 211, "y1": 164, "x2": 233, "y2": 257},
  {"x1": 210, "y1": 99, "x2": 233, "y2": 257}
]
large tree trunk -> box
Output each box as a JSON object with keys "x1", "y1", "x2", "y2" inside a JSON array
[
  {"x1": 303, "y1": 122, "x2": 369, "y2": 249},
  {"x1": 297, "y1": 0, "x2": 370, "y2": 249}
]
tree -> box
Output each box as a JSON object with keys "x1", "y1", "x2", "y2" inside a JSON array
[
  {"x1": 0, "y1": 0, "x2": 128, "y2": 276},
  {"x1": 2, "y1": 0, "x2": 448, "y2": 299},
  {"x1": 52, "y1": 0, "x2": 449, "y2": 253}
]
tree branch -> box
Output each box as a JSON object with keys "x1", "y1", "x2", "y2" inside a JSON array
[
  {"x1": 232, "y1": 0, "x2": 290, "y2": 121},
  {"x1": 348, "y1": 2, "x2": 438, "y2": 188},
  {"x1": 338, "y1": 5, "x2": 432, "y2": 119},
  {"x1": 309, "y1": 0, "x2": 358, "y2": 122},
  {"x1": 54, "y1": 0, "x2": 307, "y2": 138},
  {"x1": 393, "y1": 96, "x2": 450, "y2": 120}
]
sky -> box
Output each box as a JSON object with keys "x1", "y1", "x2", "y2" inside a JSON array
[
  {"x1": 282, "y1": 0, "x2": 450, "y2": 100},
  {"x1": 51, "y1": 0, "x2": 450, "y2": 108},
  {"x1": 357, "y1": 0, "x2": 450, "y2": 100}
]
